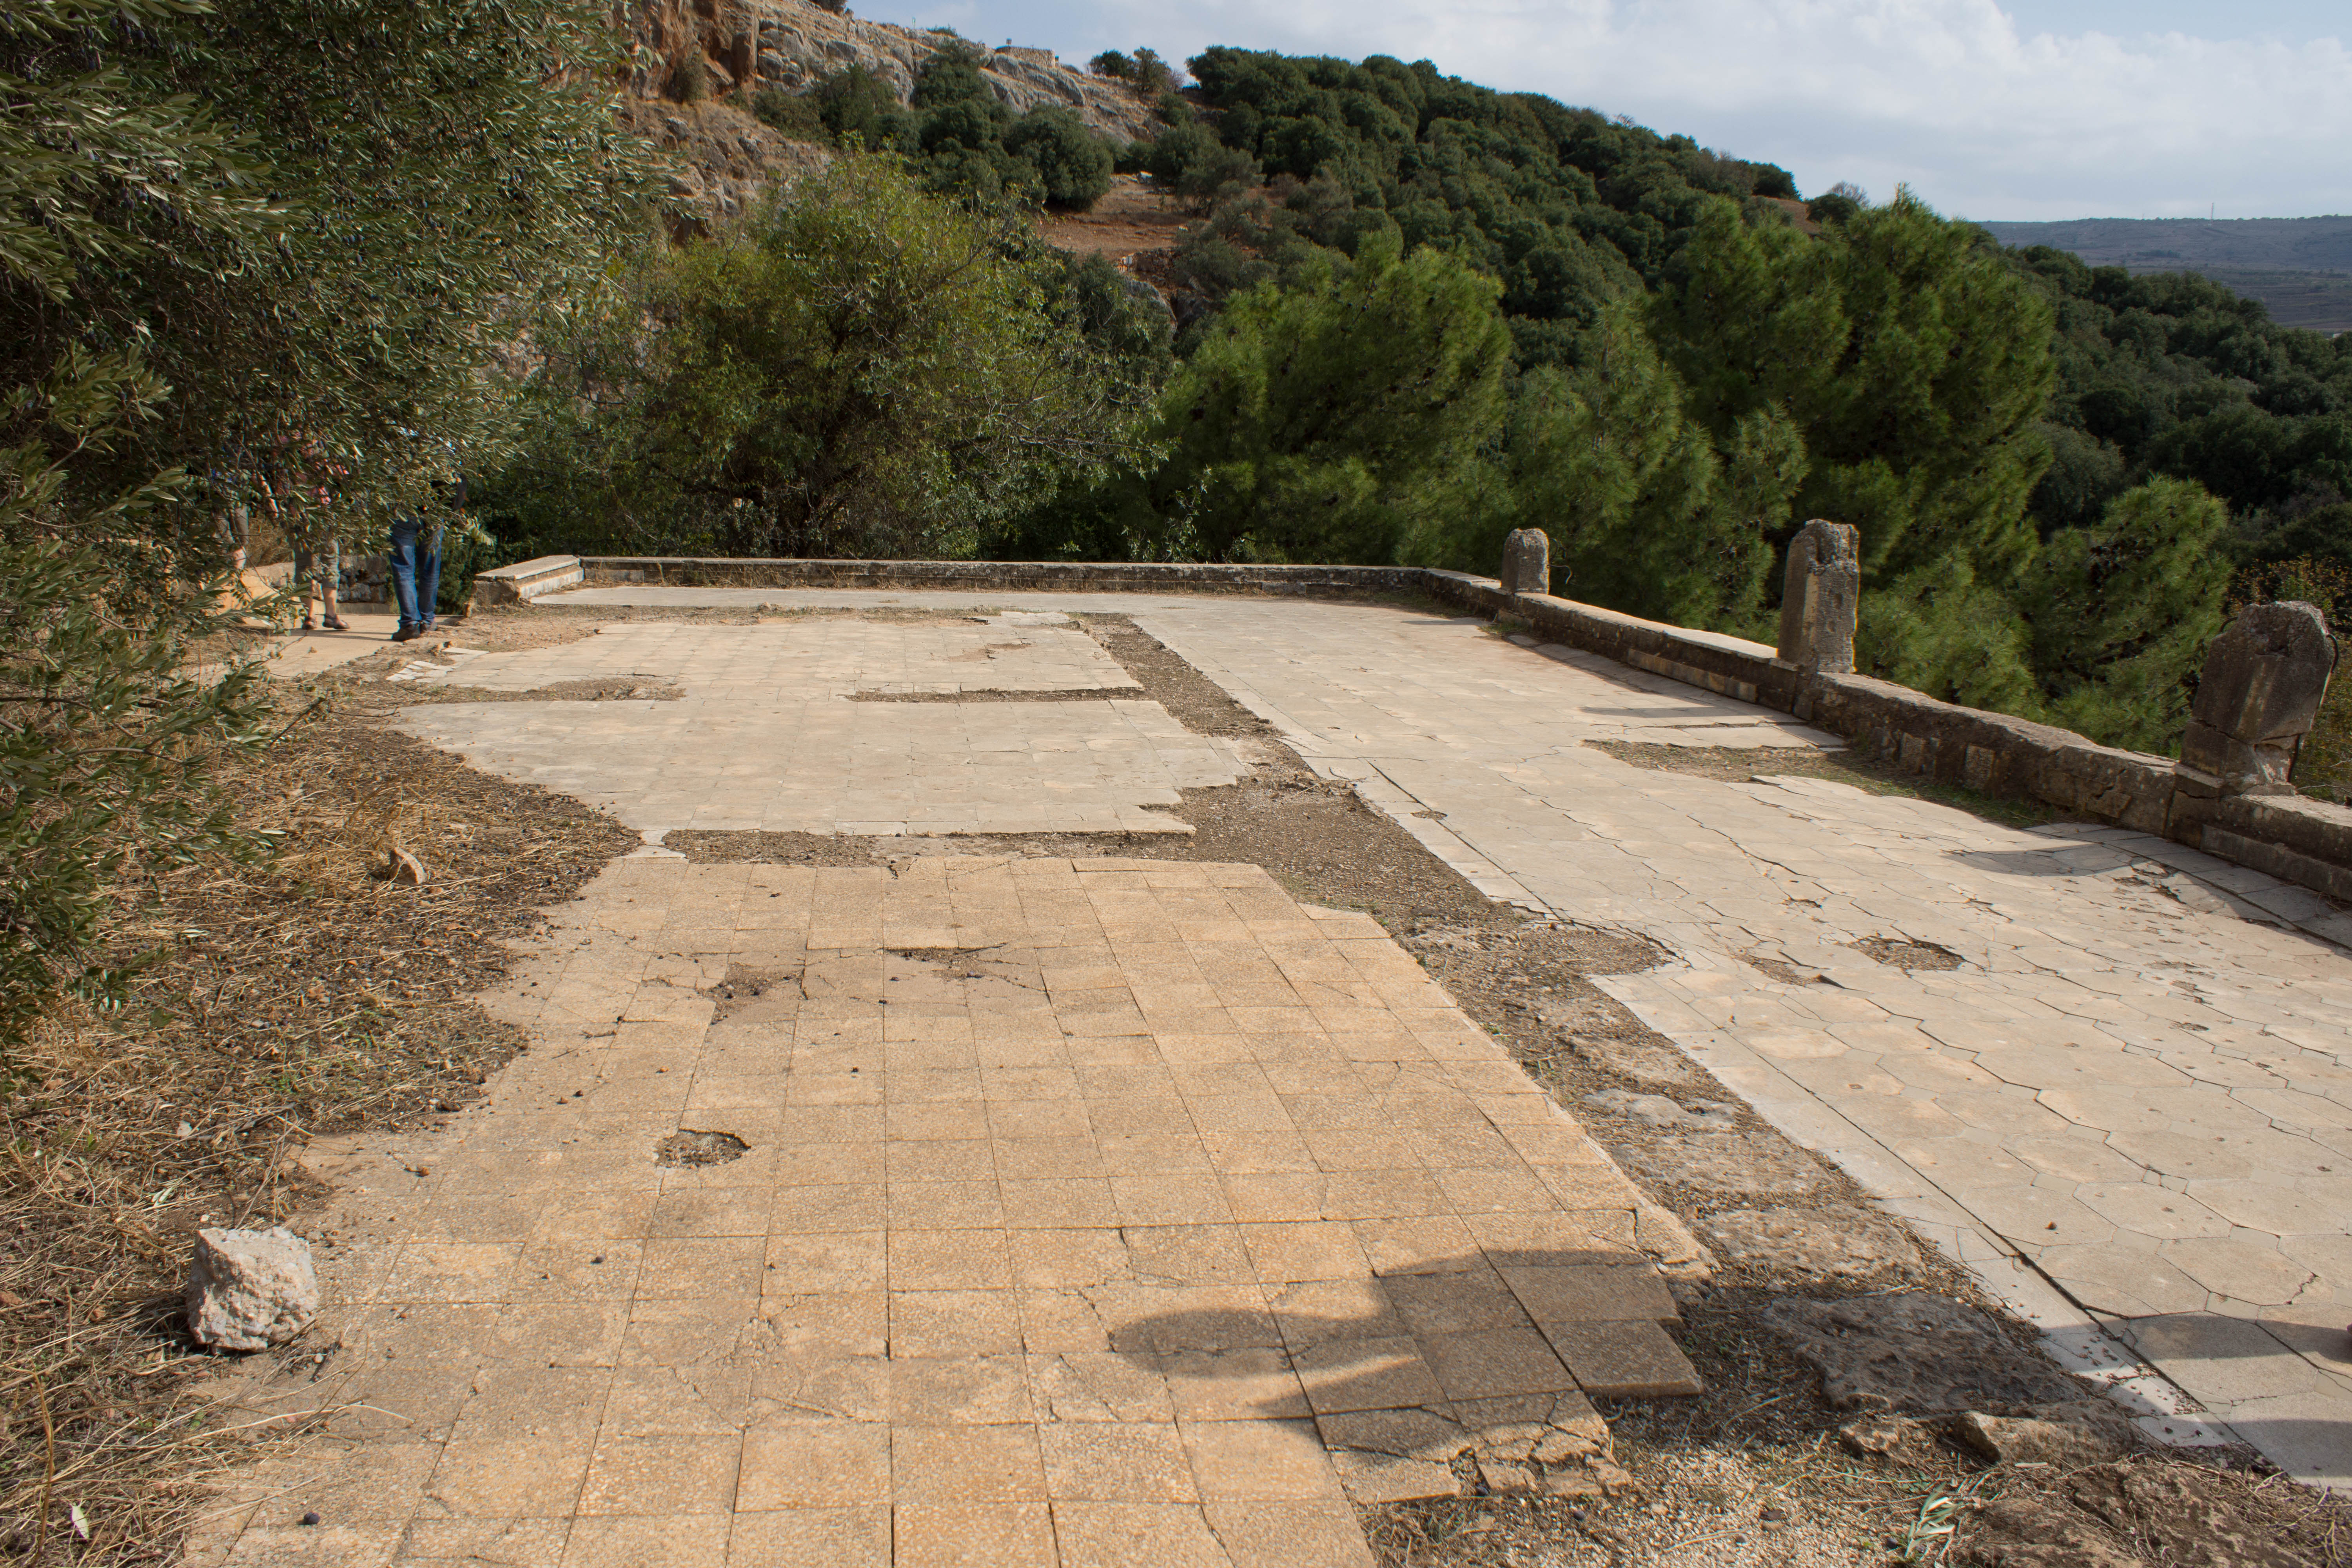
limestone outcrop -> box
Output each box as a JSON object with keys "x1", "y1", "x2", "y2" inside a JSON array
[
  {"x1": 743, "y1": 7, "x2": 1161, "y2": 144},
  {"x1": 617, "y1": 0, "x2": 1162, "y2": 229}
]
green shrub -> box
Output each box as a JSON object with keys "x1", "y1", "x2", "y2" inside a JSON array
[
  {"x1": 1005, "y1": 107, "x2": 1114, "y2": 209},
  {"x1": 752, "y1": 86, "x2": 826, "y2": 141},
  {"x1": 816, "y1": 64, "x2": 909, "y2": 148},
  {"x1": 495, "y1": 155, "x2": 1140, "y2": 559}
]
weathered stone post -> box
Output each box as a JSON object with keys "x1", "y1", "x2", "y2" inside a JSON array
[
  {"x1": 1776, "y1": 519, "x2": 1860, "y2": 674},
  {"x1": 1500, "y1": 528, "x2": 1549, "y2": 597},
  {"x1": 2177, "y1": 601, "x2": 2338, "y2": 798}
]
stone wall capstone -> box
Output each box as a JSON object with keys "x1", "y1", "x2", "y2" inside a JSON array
[
  {"x1": 1776, "y1": 519, "x2": 1860, "y2": 675},
  {"x1": 1500, "y1": 529, "x2": 1550, "y2": 597},
  {"x1": 2176, "y1": 601, "x2": 2338, "y2": 797}
]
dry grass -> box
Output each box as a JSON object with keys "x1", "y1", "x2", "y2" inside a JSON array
[{"x1": 0, "y1": 670, "x2": 634, "y2": 1562}]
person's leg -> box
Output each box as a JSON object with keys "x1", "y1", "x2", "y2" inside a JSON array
[
  {"x1": 293, "y1": 544, "x2": 319, "y2": 628},
  {"x1": 388, "y1": 518, "x2": 422, "y2": 632},
  {"x1": 216, "y1": 504, "x2": 249, "y2": 575},
  {"x1": 320, "y1": 537, "x2": 345, "y2": 628},
  {"x1": 419, "y1": 525, "x2": 444, "y2": 628}
]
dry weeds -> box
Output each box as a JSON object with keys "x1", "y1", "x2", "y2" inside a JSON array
[{"x1": 0, "y1": 670, "x2": 633, "y2": 1562}]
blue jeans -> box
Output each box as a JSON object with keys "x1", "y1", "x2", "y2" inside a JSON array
[{"x1": 389, "y1": 518, "x2": 443, "y2": 630}]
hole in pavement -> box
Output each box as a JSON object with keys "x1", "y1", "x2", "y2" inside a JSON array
[
  {"x1": 656, "y1": 1129, "x2": 747, "y2": 1166},
  {"x1": 1851, "y1": 936, "x2": 1964, "y2": 971}
]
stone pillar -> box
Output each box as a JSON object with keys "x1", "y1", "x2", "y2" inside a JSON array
[
  {"x1": 1776, "y1": 519, "x2": 1860, "y2": 674},
  {"x1": 2178, "y1": 601, "x2": 2338, "y2": 797},
  {"x1": 1501, "y1": 528, "x2": 1549, "y2": 596}
]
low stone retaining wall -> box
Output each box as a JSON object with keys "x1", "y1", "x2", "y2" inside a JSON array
[
  {"x1": 495, "y1": 554, "x2": 2348, "y2": 907},
  {"x1": 573, "y1": 555, "x2": 1425, "y2": 596},
  {"x1": 1410, "y1": 570, "x2": 2350, "y2": 908}
]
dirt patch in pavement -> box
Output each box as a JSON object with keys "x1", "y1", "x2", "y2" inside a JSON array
[
  {"x1": 390, "y1": 676, "x2": 682, "y2": 704},
  {"x1": 847, "y1": 687, "x2": 1140, "y2": 704},
  {"x1": 671, "y1": 828, "x2": 880, "y2": 867},
  {"x1": 0, "y1": 683, "x2": 637, "y2": 1560},
  {"x1": 1853, "y1": 935, "x2": 1965, "y2": 971}
]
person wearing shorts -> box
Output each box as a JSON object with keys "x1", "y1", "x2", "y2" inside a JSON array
[{"x1": 292, "y1": 532, "x2": 347, "y2": 632}]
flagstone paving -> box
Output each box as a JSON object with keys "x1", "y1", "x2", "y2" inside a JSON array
[
  {"x1": 202, "y1": 584, "x2": 2352, "y2": 1568},
  {"x1": 393, "y1": 619, "x2": 1249, "y2": 838},
  {"x1": 537, "y1": 586, "x2": 2352, "y2": 1486},
  {"x1": 196, "y1": 858, "x2": 1679, "y2": 1566}
]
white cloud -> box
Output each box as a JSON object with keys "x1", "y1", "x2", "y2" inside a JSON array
[{"x1": 907, "y1": 0, "x2": 2352, "y2": 218}]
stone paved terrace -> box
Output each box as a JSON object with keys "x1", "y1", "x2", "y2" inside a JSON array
[{"x1": 198, "y1": 586, "x2": 2352, "y2": 1565}]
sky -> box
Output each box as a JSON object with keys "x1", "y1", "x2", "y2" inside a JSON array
[{"x1": 875, "y1": 0, "x2": 2351, "y2": 221}]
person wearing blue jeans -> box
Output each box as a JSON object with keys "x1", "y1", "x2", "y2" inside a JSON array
[{"x1": 388, "y1": 515, "x2": 443, "y2": 642}]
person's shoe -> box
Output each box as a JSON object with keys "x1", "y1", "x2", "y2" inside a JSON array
[
  {"x1": 322, "y1": 615, "x2": 348, "y2": 632},
  {"x1": 392, "y1": 625, "x2": 422, "y2": 643}
]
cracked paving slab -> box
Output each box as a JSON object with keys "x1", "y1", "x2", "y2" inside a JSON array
[
  {"x1": 539, "y1": 586, "x2": 2352, "y2": 1487},
  {"x1": 1125, "y1": 595, "x2": 2352, "y2": 1487},
  {"x1": 192, "y1": 857, "x2": 1688, "y2": 1567}
]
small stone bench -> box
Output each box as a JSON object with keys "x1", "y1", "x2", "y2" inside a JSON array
[{"x1": 469, "y1": 553, "x2": 584, "y2": 607}]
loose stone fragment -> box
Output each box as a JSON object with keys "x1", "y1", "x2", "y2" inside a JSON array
[
  {"x1": 185, "y1": 1226, "x2": 319, "y2": 1350},
  {"x1": 1697, "y1": 1206, "x2": 1918, "y2": 1283},
  {"x1": 1477, "y1": 1458, "x2": 1540, "y2": 1495},
  {"x1": 1940, "y1": 1402, "x2": 2136, "y2": 1467},
  {"x1": 1838, "y1": 1414, "x2": 1945, "y2": 1466},
  {"x1": 1760, "y1": 1292, "x2": 2080, "y2": 1413},
  {"x1": 1583, "y1": 1089, "x2": 1738, "y2": 1131}
]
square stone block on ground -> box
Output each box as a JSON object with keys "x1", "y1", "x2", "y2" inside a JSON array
[{"x1": 205, "y1": 855, "x2": 1688, "y2": 1566}]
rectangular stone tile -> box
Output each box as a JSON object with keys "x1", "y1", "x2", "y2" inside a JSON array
[
  {"x1": 577, "y1": 1434, "x2": 740, "y2": 1515},
  {"x1": 1202, "y1": 1499, "x2": 1377, "y2": 1568},
  {"x1": 890, "y1": 1290, "x2": 1025, "y2": 1357},
  {"x1": 1294, "y1": 1337, "x2": 1448, "y2": 1414},
  {"x1": 892, "y1": 1423, "x2": 1049, "y2": 1502},
  {"x1": 725, "y1": 1506, "x2": 891, "y2": 1567},
  {"x1": 735, "y1": 1423, "x2": 890, "y2": 1511},
  {"x1": 1040, "y1": 1421, "x2": 1199, "y2": 1502},
  {"x1": 891, "y1": 1504, "x2": 1058, "y2": 1568},
  {"x1": 1541, "y1": 1321, "x2": 1705, "y2": 1398},
  {"x1": 1419, "y1": 1327, "x2": 1576, "y2": 1402},
  {"x1": 890, "y1": 1230, "x2": 1014, "y2": 1290},
  {"x1": 887, "y1": 1354, "x2": 1034, "y2": 1425},
  {"x1": 1028, "y1": 1352, "x2": 1173, "y2": 1423},
  {"x1": 1155, "y1": 1348, "x2": 1310, "y2": 1421},
  {"x1": 1498, "y1": 1263, "x2": 1680, "y2": 1327},
  {"x1": 1238, "y1": 1222, "x2": 1374, "y2": 1283}
]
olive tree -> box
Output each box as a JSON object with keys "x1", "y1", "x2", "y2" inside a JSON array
[{"x1": 497, "y1": 155, "x2": 1143, "y2": 559}]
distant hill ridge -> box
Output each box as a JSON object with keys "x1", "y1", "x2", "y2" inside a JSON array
[
  {"x1": 1980, "y1": 216, "x2": 2352, "y2": 333},
  {"x1": 1978, "y1": 216, "x2": 2352, "y2": 271}
]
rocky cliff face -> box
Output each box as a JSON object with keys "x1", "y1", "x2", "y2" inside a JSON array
[
  {"x1": 621, "y1": 0, "x2": 1161, "y2": 226},
  {"x1": 744, "y1": 5, "x2": 1160, "y2": 144},
  {"x1": 617, "y1": 95, "x2": 831, "y2": 229}
]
